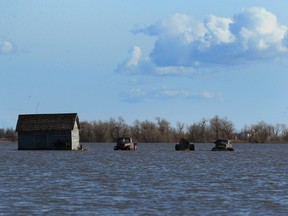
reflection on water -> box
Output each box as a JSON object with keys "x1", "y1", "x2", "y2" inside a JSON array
[{"x1": 1, "y1": 142, "x2": 288, "y2": 215}]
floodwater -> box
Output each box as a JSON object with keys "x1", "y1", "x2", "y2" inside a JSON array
[{"x1": 1, "y1": 142, "x2": 288, "y2": 215}]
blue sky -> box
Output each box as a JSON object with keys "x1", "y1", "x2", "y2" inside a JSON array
[{"x1": 1, "y1": 0, "x2": 288, "y2": 130}]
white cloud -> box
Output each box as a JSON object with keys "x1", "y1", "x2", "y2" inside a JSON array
[
  {"x1": 231, "y1": 7, "x2": 288, "y2": 54},
  {"x1": 116, "y1": 7, "x2": 288, "y2": 76},
  {"x1": 115, "y1": 46, "x2": 152, "y2": 75},
  {"x1": 127, "y1": 46, "x2": 142, "y2": 66},
  {"x1": 205, "y1": 15, "x2": 235, "y2": 44},
  {"x1": 133, "y1": 13, "x2": 206, "y2": 39},
  {"x1": 122, "y1": 87, "x2": 222, "y2": 103},
  {"x1": 0, "y1": 41, "x2": 14, "y2": 54}
]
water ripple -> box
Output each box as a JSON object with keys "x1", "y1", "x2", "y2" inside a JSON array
[{"x1": 1, "y1": 142, "x2": 288, "y2": 215}]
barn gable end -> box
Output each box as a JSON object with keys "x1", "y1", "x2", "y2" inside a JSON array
[{"x1": 16, "y1": 113, "x2": 80, "y2": 150}]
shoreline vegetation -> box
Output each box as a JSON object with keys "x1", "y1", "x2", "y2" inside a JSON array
[{"x1": 2, "y1": 116, "x2": 288, "y2": 144}]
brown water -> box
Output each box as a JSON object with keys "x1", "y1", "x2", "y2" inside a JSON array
[{"x1": 1, "y1": 142, "x2": 288, "y2": 215}]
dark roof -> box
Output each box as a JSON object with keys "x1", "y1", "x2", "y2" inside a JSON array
[{"x1": 16, "y1": 113, "x2": 80, "y2": 132}]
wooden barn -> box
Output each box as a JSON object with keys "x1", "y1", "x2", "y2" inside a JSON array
[{"x1": 16, "y1": 113, "x2": 80, "y2": 150}]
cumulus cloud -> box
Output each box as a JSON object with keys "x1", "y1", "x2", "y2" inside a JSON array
[
  {"x1": 116, "y1": 7, "x2": 288, "y2": 75},
  {"x1": 231, "y1": 7, "x2": 288, "y2": 57},
  {"x1": 0, "y1": 41, "x2": 14, "y2": 54}
]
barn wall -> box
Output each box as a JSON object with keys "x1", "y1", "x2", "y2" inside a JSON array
[
  {"x1": 71, "y1": 121, "x2": 80, "y2": 149},
  {"x1": 18, "y1": 131, "x2": 72, "y2": 150},
  {"x1": 18, "y1": 132, "x2": 44, "y2": 150}
]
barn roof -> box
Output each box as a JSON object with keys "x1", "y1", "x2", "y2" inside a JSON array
[{"x1": 16, "y1": 113, "x2": 80, "y2": 132}]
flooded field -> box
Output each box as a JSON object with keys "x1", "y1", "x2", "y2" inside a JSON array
[{"x1": 1, "y1": 142, "x2": 288, "y2": 215}]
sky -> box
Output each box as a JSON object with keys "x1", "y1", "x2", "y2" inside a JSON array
[{"x1": 1, "y1": 0, "x2": 288, "y2": 130}]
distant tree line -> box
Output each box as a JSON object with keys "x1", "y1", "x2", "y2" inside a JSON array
[
  {"x1": 79, "y1": 116, "x2": 288, "y2": 144},
  {"x1": 1, "y1": 116, "x2": 288, "y2": 143},
  {"x1": 0, "y1": 128, "x2": 17, "y2": 142}
]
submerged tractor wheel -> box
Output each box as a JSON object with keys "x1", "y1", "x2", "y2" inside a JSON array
[
  {"x1": 189, "y1": 144, "x2": 195, "y2": 151},
  {"x1": 175, "y1": 144, "x2": 180, "y2": 151}
]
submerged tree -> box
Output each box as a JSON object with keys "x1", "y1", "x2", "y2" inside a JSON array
[
  {"x1": 187, "y1": 118, "x2": 208, "y2": 143},
  {"x1": 209, "y1": 116, "x2": 235, "y2": 140}
]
